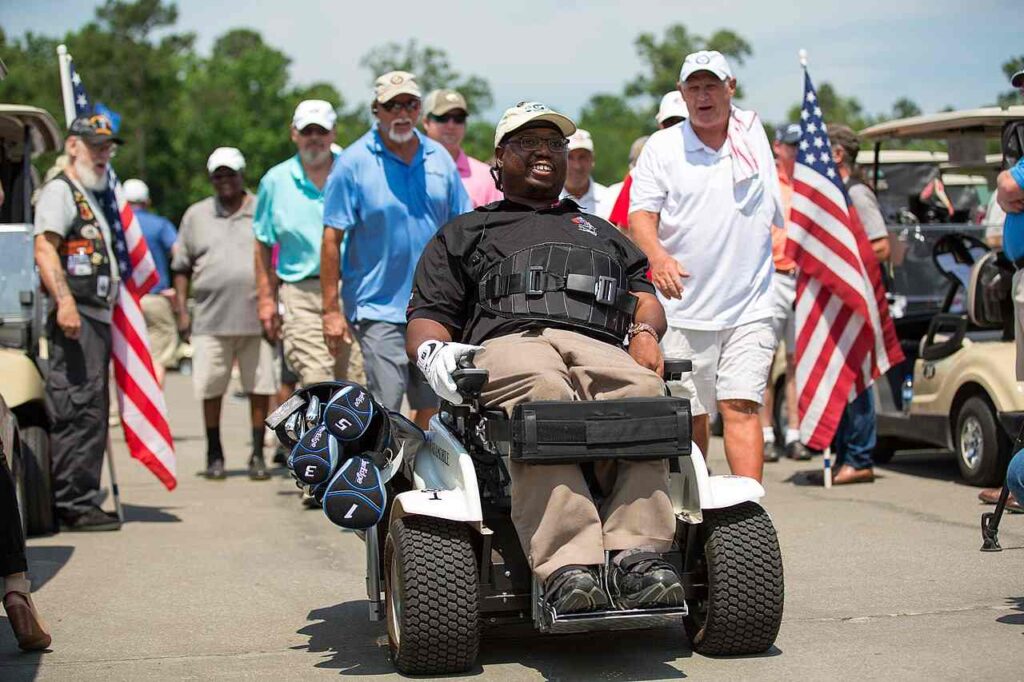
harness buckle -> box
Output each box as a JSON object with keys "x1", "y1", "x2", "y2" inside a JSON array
[
  {"x1": 526, "y1": 266, "x2": 545, "y2": 296},
  {"x1": 594, "y1": 276, "x2": 617, "y2": 305}
]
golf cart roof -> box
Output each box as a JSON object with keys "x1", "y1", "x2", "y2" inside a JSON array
[
  {"x1": 857, "y1": 149, "x2": 948, "y2": 165},
  {"x1": 860, "y1": 106, "x2": 1024, "y2": 141},
  {"x1": 0, "y1": 105, "x2": 62, "y2": 158}
]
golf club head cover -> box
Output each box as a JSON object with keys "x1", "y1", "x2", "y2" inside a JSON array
[
  {"x1": 321, "y1": 455, "x2": 387, "y2": 529},
  {"x1": 288, "y1": 423, "x2": 337, "y2": 486},
  {"x1": 324, "y1": 383, "x2": 376, "y2": 442}
]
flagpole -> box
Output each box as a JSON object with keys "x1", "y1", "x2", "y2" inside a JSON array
[{"x1": 56, "y1": 44, "x2": 75, "y2": 127}]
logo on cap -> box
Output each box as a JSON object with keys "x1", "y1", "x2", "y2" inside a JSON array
[
  {"x1": 390, "y1": 74, "x2": 404, "y2": 84},
  {"x1": 445, "y1": 93, "x2": 459, "y2": 102},
  {"x1": 696, "y1": 54, "x2": 710, "y2": 64}
]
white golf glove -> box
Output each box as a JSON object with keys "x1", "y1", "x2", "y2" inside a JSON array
[{"x1": 416, "y1": 340, "x2": 484, "y2": 405}]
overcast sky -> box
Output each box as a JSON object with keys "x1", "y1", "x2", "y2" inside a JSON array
[{"x1": 2, "y1": 0, "x2": 1019, "y2": 125}]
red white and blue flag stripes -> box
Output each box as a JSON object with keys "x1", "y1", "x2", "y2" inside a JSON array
[
  {"x1": 784, "y1": 68, "x2": 904, "y2": 451},
  {"x1": 60, "y1": 51, "x2": 177, "y2": 490}
]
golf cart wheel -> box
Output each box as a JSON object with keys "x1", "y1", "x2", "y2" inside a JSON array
[
  {"x1": 684, "y1": 502, "x2": 784, "y2": 656},
  {"x1": 384, "y1": 516, "x2": 479, "y2": 675},
  {"x1": 955, "y1": 396, "x2": 1010, "y2": 487},
  {"x1": 18, "y1": 425, "x2": 56, "y2": 536}
]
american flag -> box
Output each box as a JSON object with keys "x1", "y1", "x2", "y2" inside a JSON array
[
  {"x1": 784, "y1": 69, "x2": 903, "y2": 451},
  {"x1": 66, "y1": 57, "x2": 177, "y2": 490}
]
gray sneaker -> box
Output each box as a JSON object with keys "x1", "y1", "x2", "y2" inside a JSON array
[
  {"x1": 786, "y1": 442, "x2": 813, "y2": 461},
  {"x1": 608, "y1": 551, "x2": 684, "y2": 609},
  {"x1": 763, "y1": 442, "x2": 782, "y2": 463},
  {"x1": 543, "y1": 566, "x2": 609, "y2": 614}
]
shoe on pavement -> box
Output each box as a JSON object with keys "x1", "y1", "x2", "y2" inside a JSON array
[
  {"x1": 609, "y1": 550, "x2": 684, "y2": 609},
  {"x1": 543, "y1": 566, "x2": 610, "y2": 615},
  {"x1": 978, "y1": 488, "x2": 1024, "y2": 512},
  {"x1": 786, "y1": 442, "x2": 813, "y2": 461},
  {"x1": 763, "y1": 442, "x2": 781, "y2": 463},
  {"x1": 248, "y1": 454, "x2": 270, "y2": 481},
  {"x1": 204, "y1": 459, "x2": 226, "y2": 480},
  {"x1": 832, "y1": 464, "x2": 875, "y2": 485},
  {"x1": 2, "y1": 586, "x2": 51, "y2": 651},
  {"x1": 59, "y1": 506, "x2": 121, "y2": 532}
]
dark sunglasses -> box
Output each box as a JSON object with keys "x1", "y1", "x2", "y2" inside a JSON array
[
  {"x1": 380, "y1": 99, "x2": 421, "y2": 113},
  {"x1": 299, "y1": 125, "x2": 330, "y2": 137},
  {"x1": 429, "y1": 113, "x2": 467, "y2": 125}
]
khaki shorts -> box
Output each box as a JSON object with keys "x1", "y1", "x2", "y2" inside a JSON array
[
  {"x1": 141, "y1": 294, "x2": 178, "y2": 369},
  {"x1": 1015, "y1": 269, "x2": 1024, "y2": 381},
  {"x1": 280, "y1": 279, "x2": 365, "y2": 386},
  {"x1": 661, "y1": 319, "x2": 776, "y2": 417},
  {"x1": 191, "y1": 334, "x2": 278, "y2": 400}
]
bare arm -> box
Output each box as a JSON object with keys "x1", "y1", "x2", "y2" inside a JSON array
[
  {"x1": 997, "y1": 169, "x2": 1024, "y2": 213},
  {"x1": 34, "y1": 232, "x2": 81, "y2": 339},
  {"x1": 320, "y1": 227, "x2": 352, "y2": 355},
  {"x1": 254, "y1": 240, "x2": 280, "y2": 342},
  {"x1": 871, "y1": 236, "x2": 891, "y2": 263},
  {"x1": 628, "y1": 209, "x2": 688, "y2": 299},
  {"x1": 173, "y1": 271, "x2": 191, "y2": 340},
  {"x1": 627, "y1": 291, "x2": 666, "y2": 375},
  {"x1": 406, "y1": 318, "x2": 454, "y2": 363}
]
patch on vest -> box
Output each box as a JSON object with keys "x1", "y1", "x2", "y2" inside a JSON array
[{"x1": 572, "y1": 216, "x2": 597, "y2": 236}]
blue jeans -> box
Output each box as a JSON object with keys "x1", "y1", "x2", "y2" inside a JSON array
[
  {"x1": 1007, "y1": 449, "x2": 1024, "y2": 501},
  {"x1": 832, "y1": 388, "x2": 876, "y2": 470}
]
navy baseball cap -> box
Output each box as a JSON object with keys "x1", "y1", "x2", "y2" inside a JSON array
[
  {"x1": 68, "y1": 113, "x2": 124, "y2": 145},
  {"x1": 775, "y1": 123, "x2": 801, "y2": 145}
]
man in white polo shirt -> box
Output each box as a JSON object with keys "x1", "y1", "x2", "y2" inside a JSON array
[
  {"x1": 560, "y1": 129, "x2": 607, "y2": 215},
  {"x1": 629, "y1": 50, "x2": 782, "y2": 481}
]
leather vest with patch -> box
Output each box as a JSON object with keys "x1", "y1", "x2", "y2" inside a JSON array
[
  {"x1": 476, "y1": 242, "x2": 638, "y2": 345},
  {"x1": 54, "y1": 173, "x2": 114, "y2": 309}
]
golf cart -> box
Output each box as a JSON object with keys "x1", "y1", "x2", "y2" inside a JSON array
[
  {"x1": 858, "y1": 106, "x2": 1024, "y2": 485},
  {"x1": 0, "y1": 104, "x2": 62, "y2": 534},
  {"x1": 270, "y1": 362, "x2": 786, "y2": 676}
]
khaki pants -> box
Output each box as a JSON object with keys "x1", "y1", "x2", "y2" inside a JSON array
[
  {"x1": 141, "y1": 293, "x2": 178, "y2": 369},
  {"x1": 280, "y1": 280, "x2": 365, "y2": 386},
  {"x1": 474, "y1": 328, "x2": 677, "y2": 582}
]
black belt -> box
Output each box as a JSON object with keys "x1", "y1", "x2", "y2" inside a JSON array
[{"x1": 479, "y1": 269, "x2": 636, "y2": 314}]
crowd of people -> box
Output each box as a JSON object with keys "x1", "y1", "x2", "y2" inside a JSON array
[{"x1": 4, "y1": 49, "x2": 1024, "y2": 648}]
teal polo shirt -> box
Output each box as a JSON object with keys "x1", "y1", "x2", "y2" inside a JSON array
[
  {"x1": 253, "y1": 152, "x2": 339, "y2": 282},
  {"x1": 323, "y1": 127, "x2": 472, "y2": 324}
]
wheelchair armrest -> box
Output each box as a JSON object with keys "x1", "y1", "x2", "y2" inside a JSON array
[
  {"x1": 662, "y1": 358, "x2": 692, "y2": 382},
  {"x1": 452, "y1": 368, "x2": 489, "y2": 399}
]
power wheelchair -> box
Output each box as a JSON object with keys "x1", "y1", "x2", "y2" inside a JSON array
[{"x1": 268, "y1": 358, "x2": 785, "y2": 676}]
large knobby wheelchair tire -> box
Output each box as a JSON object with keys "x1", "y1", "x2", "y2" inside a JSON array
[
  {"x1": 684, "y1": 502, "x2": 784, "y2": 656},
  {"x1": 384, "y1": 516, "x2": 480, "y2": 675},
  {"x1": 18, "y1": 425, "x2": 56, "y2": 537}
]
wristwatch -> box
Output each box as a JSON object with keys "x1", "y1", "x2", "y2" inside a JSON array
[{"x1": 626, "y1": 322, "x2": 659, "y2": 346}]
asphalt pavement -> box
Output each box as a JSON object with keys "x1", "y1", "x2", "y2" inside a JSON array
[{"x1": 1, "y1": 370, "x2": 1022, "y2": 681}]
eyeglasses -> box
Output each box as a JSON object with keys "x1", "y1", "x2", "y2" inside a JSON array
[
  {"x1": 380, "y1": 99, "x2": 421, "y2": 113},
  {"x1": 506, "y1": 135, "x2": 568, "y2": 153},
  {"x1": 299, "y1": 125, "x2": 330, "y2": 137},
  {"x1": 429, "y1": 113, "x2": 467, "y2": 125}
]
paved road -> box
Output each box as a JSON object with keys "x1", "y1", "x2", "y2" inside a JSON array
[{"x1": 2, "y1": 371, "x2": 1022, "y2": 681}]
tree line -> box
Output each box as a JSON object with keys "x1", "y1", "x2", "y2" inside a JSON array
[{"x1": 2, "y1": 0, "x2": 1020, "y2": 223}]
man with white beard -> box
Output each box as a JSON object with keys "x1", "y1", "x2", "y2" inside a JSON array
[
  {"x1": 321, "y1": 71, "x2": 472, "y2": 427},
  {"x1": 33, "y1": 114, "x2": 124, "y2": 531}
]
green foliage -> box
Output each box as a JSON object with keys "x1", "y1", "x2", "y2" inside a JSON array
[
  {"x1": 996, "y1": 55, "x2": 1024, "y2": 107},
  {"x1": 627, "y1": 25, "x2": 753, "y2": 100},
  {"x1": 578, "y1": 94, "x2": 653, "y2": 186}
]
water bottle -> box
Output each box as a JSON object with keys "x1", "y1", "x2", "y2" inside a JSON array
[{"x1": 901, "y1": 374, "x2": 913, "y2": 414}]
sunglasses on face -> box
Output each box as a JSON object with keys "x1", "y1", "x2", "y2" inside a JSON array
[
  {"x1": 430, "y1": 113, "x2": 467, "y2": 125},
  {"x1": 506, "y1": 135, "x2": 568, "y2": 153},
  {"x1": 299, "y1": 125, "x2": 330, "y2": 137},
  {"x1": 210, "y1": 171, "x2": 239, "y2": 181},
  {"x1": 380, "y1": 99, "x2": 421, "y2": 113}
]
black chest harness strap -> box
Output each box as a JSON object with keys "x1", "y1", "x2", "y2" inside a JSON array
[{"x1": 476, "y1": 243, "x2": 637, "y2": 344}]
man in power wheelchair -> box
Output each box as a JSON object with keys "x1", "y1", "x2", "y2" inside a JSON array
[{"x1": 266, "y1": 102, "x2": 784, "y2": 676}]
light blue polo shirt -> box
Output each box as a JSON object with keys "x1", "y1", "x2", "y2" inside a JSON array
[
  {"x1": 1002, "y1": 158, "x2": 1024, "y2": 263},
  {"x1": 253, "y1": 152, "x2": 339, "y2": 281},
  {"x1": 323, "y1": 126, "x2": 472, "y2": 323}
]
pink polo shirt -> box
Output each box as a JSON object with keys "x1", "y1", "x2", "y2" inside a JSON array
[{"x1": 456, "y1": 150, "x2": 503, "y2": 207}]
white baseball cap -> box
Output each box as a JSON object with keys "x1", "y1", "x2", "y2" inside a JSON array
[
  {"x1": 293, "y1": 99, "x2": 337, "y2": 131},
  {"x1": 567, "y1": 129, "x2": 594, "y2": 153},
  {"x1": 207, "y1": 147, "x2": 246, "y2": 174},
  {"x1": 679, "y1": 50, "x2": 734, "y2": 83},
  {"x1": 374, "y1": 71, "x2": 421, "y2": 103},
  {"x1": 656, "y1": 91, "x2": 689, "y2": 125},
  {"x1": 494, "y1": 101, "x2": 576, "y2": 148},
  {"x1": 123, "y1": 178, "x2": 149, "y2": 203}
]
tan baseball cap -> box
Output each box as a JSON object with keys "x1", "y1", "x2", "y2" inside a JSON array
[
  {"x1": 493, "y1": 101, "x2": 576, "y2": 148},
  {"x1": 424, "y1": 89, "x2": 468, "y2": 117},
  {"x1": 374, "y1": 71, "x2": 421, "y2": 103}
]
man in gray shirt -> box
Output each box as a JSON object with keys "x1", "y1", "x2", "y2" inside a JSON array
[
  {"x1": 172, "y1": 147, "x2": 278, "y2": 481},
  {"x1": 33, "y1": 114, "x2": 123, "y2": 531}
]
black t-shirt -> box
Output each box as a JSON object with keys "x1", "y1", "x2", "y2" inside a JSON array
[{"x1": 407, "y1": 198, "x2": 654, "y2": 346}]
